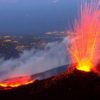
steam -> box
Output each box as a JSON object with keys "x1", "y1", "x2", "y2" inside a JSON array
[{"x1": 0, "y1": 37, "x2": 71, "y2": 81}]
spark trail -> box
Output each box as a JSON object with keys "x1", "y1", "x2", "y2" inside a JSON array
[{"x1": 68, "y1": 1, "x2": 100, "y2": 72}]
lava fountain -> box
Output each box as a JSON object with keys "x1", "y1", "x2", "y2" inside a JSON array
[{"x1": 68, "y1": 1, "x2": 100, "y2": 72}]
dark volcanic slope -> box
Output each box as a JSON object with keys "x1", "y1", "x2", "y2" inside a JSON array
[{"x1": 0, "y1": 69, "x2": 100, "y2": 100}]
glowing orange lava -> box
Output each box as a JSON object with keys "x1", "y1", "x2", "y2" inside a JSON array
[
  {"x1": 0, "y1": 76, "x2": 33, "y2": 89},
  {"x1": 76, "y1": 59, "x2": 92, "y2": 72},
  {"x1": 68, "y1": 1, "x2": 100, "y2": 72}
]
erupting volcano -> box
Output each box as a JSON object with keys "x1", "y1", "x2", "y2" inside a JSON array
[
  {"x1": 0, "y1": 1, "x2": 100, "y2": 99},
  {"x1": 0, "y1": 0, "x2": 100, "y2": 92},
  {"x1": 68, "y1": 1, "x2": 100, "y2": 72}
]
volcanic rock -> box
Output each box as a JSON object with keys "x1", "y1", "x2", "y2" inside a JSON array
[{"x1": 0, "y1": 68, "x2": 100, "y2": 100}]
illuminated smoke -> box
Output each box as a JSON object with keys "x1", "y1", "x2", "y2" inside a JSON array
[{"x1": 0, "y1": 37, "x2": 70, "y2": 82}]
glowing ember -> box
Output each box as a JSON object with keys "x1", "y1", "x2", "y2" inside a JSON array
[
  {"x1": 0, "y1": 76, "x2": 33, "y2": 89},
  {"x1": 68, "y1": 1, "x2": 100, "y2": 72}
]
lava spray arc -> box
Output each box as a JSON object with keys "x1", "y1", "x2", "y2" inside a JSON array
[{"x1": 68, "y1": 1, "x2": 100, "y2": 72}]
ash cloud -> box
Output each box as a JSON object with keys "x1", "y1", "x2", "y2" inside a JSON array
[{"x1": 0, "y1": 37, "x2": 71, "y2": 81}]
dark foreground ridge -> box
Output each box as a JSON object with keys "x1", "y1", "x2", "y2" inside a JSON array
[{"x1": 0, "y1": 68, "x2": 100, "y2": 100}]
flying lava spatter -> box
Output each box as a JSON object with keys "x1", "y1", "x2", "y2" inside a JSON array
[{"x1": 68, "y1": 1, "x2": 100, "y2": 72}]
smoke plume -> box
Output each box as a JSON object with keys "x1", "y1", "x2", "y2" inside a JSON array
[{"x1": 0, "y1": 37, "x2": 71, "y2": 81}]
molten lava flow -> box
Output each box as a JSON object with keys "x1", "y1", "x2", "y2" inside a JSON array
[
  {"x1": 68, "y1": 1, "x2": 100, "y2": 72},
  {"x1": 0, "y1": 76, "x2": 33, "y2": 89}
]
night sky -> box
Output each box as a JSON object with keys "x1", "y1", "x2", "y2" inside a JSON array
[{"x1": 0, "y1": 0, "x2": 80, "y2": 35}]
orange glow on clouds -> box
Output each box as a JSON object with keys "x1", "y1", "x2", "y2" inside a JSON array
[{"x1": 68, "y1": 1, "x2": 100, "y2": 72}]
